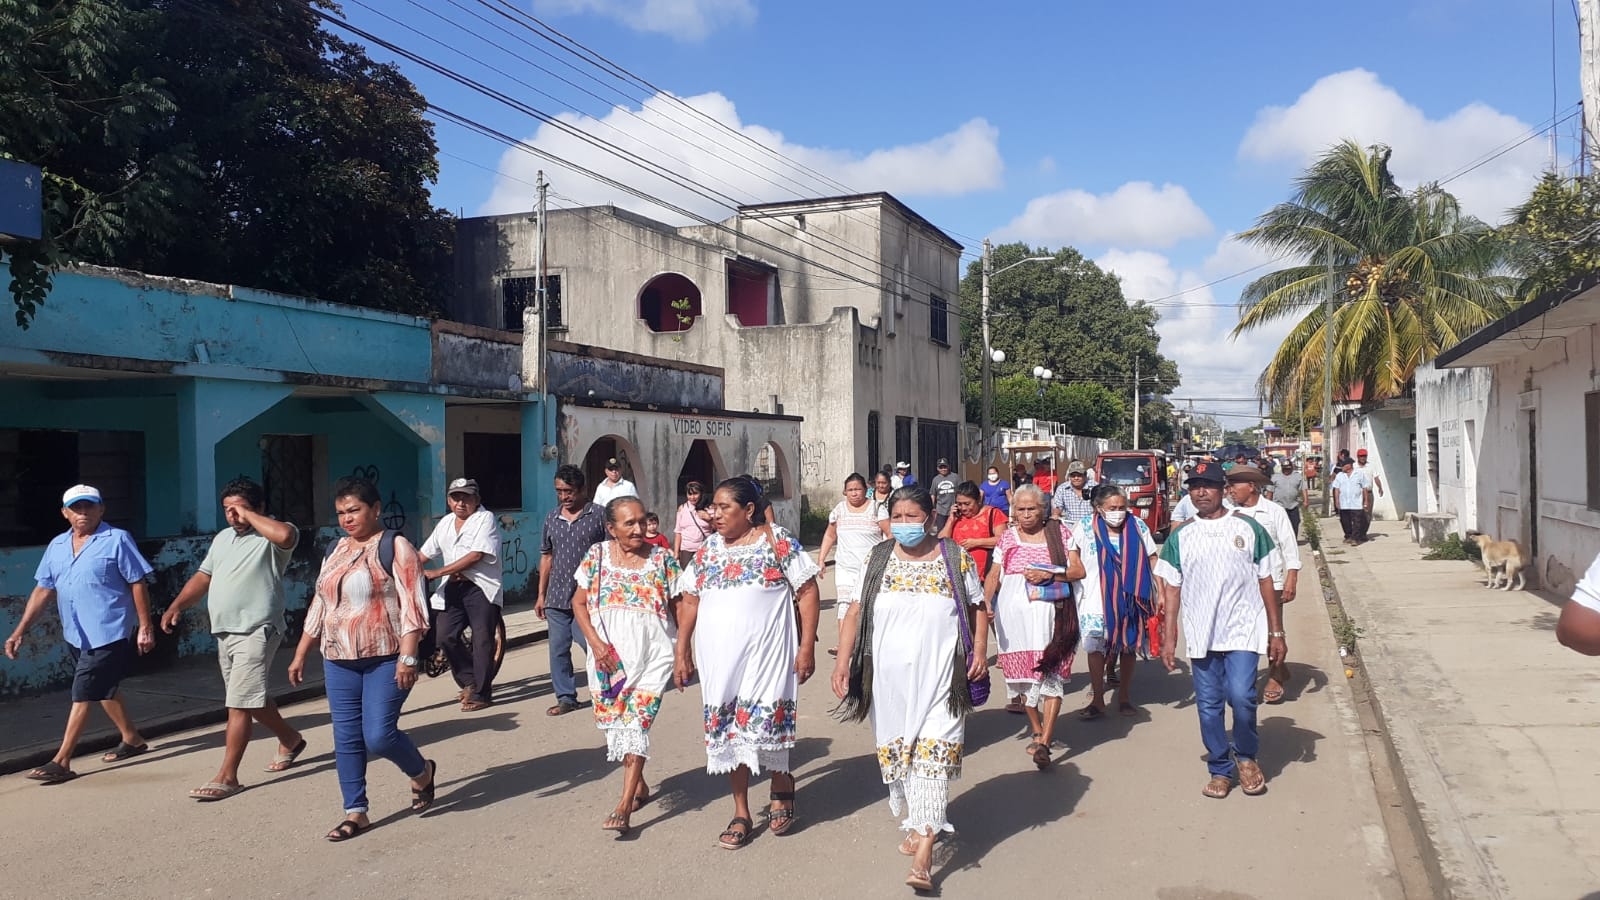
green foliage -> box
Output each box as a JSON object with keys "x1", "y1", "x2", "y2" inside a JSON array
[
  {"x1": 798, "y1": 506, "x2": 829, "y2": 547},
  {"x1": 1503, "y1": 173, "x2": 1600, "y2": 297},
  {"x1": 0, "y1": 0, "x2": 455, "y2": 326},
  {"x1": 1303, "y1": 513, "x2": 1322, "y2": 552},
  {"x1": 1233, "y1": 140, "x2": 1514, "y2": 409},
  {"x1": 1422, "y1": 532, "x2": 1482, "y2": 561},
  {"x1": 1331, "y1": 608, "x2": 1364, "y2": 654},
  {"x1": 989, "y1": 375, "x2": 1127, "y2": 437},
  {"x1": 960, "y1": 243, "x2": 1180, "y2": 440}
]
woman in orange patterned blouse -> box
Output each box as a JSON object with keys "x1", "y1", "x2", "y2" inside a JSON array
[
  {"x1": 573, "y1": 496, "x2": 682, "y2": 835},
  {"x1": 289, "y1": 477, "x2": 437, "y2": 842}
]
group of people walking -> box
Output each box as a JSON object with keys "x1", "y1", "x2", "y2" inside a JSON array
[{"x1": 4, "y1": 447, "x2": 1298, "y2": 893}]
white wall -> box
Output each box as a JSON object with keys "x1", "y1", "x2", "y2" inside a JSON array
[
  {"x1": 1413, "y1": 359, "x2": 1492, "y2": 533},
  {"x1": 1473, "y1": 325, "x2": 1600, "y2": 595},
  {"x1": 1356, "y1": 408, "x2": 1417, "y2": 520}
]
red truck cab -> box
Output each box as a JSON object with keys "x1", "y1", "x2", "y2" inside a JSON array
[{"x1": 1094, "y1": 450, "x2": 1172, "y2": 536}]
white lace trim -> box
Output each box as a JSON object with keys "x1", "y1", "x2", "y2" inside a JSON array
[
  {"x1": 1024, "y1": 672, "x2": 1066, "y2": 706},
  {"x1": 605, "y1": 727, "x2": 650, "y2": 762},
  {"x1": 888, "y1": 776, "x2": 954, "y2": 834},
  {"x1": 705, "y1": 743, "x2": 790, "y2": 775}
]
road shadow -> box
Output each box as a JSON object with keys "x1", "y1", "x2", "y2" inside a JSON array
[
  {"x1": 424, "y1": 744, "x2": 612, "y2": 816},
  {"x1": 786, "y1": 736, "x2": 878, "y2": 832},
  {"x1": 1278, "y1": 662, "x2": 1329, "y2": 702},
  {"x1": 940, "y1": 764, "x2": 1091, "y2": 877},
  {"x1": 403, "y1": 710, "x2": 521, "y2": 748},
  {"x1": 102, "y1": 711, "x2": 329, "y2": 770},
  {"x1": 1255, "y1": 715, "x2": 1323, "y2": 780}
]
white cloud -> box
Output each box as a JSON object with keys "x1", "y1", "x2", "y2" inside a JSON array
[
  {"x1": 478, "y1": 91, "x2": 1004, "y2": 221},
  {"x1": 1239, "y1": 68, "x2": 1547, "y2": 223},
  {"x1": 995, "y1": 182, "x2": 1213, "y2": 249},
  {"x1": 533, "y1": 0, "x2": 754, "y2": 41}
]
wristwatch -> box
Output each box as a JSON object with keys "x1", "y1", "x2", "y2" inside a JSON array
[
  {"x1": 398, "y1": 654, "x2": 419, "y2": 667},
  {"x1": 1268, "y1": 631, "x2": 1286, "y2": 638}
]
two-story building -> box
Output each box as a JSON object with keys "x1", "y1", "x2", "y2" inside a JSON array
[{"x1": 453, "y1": 192, "x2": 966, "y2": 511}]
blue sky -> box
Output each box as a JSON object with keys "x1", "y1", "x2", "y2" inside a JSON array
[{"x1": 342, "y1": 0, "x2": 1585, "y2": 425}]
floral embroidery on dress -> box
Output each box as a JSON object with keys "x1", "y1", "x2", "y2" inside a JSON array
[
  {"x1": 595, "y1": 687, "x2": 662, "y2": 731},
  {"x1": 877, "y1": 736, "x2": 965, "y2": 782},
  {"x1": 576, "y1": 543, "x2": 680, "y2": 625},
  {"x1": 684, "y1": 525, "x2": 819, "y2": 594},
  {"x1": 703, "y1": 697, "x2": 797, "y2": 749}
]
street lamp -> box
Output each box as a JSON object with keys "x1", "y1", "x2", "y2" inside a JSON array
[
  {"x1": 1032, "y1": 365, "x2": 1054, "y2": 399},
  {"x1": 980, "y1": 239, "x2": 1054, "y2": 460}
]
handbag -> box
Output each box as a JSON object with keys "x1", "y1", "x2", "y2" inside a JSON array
[
  {"x1": 1026, "y1": 520, "x2": 1073, "y2": 602},
  {"x1": 939, "y1": 540, "x2": 991, "y2": 707}
]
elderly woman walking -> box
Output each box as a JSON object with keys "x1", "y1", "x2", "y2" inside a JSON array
[
  {"x1": 816, "y1": 473, "x2": 890, "y2": 657},
  {"x1": 573, "y1": 496, "x2": 682, "y2": 835},
  {"x1": 288, "y1": 476, "x2": 436, "y2": 842},
  {"x1": 985, "y1": 484, "x2": 1077, "y2": 769},
  {"x1": 834, "y1": 486, "x2": 988, "y2": 892},
  {"x1": 1066, "y1": 483, "x2": 1159, "y2": 719},
  {"x1": 674, "y1": 477, "x2": 821, "y2": 849}
]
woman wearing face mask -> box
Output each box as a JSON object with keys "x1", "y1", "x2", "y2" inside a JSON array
[
  {"x1": 1064, "y1": 484, "x2": 1158, "y2": 719},
  {"x1": 674, "y1": 477, "x2": 821, "y2": 849},
  {"x1": 833, "y1": 486, "x2": 988, "y2": 893},
  {"x1": 978, "y1": 466, "x2": 1011, "y2": 516},
  {"x1": 984, "y1": 484, "x2": 1076, "y2": 769},
  {"x1": 572, "y1": 497, "x2": 682, "y2": 835},
  {"x1": 815, "y1": 474, "x2": 891, "y2": 657}
]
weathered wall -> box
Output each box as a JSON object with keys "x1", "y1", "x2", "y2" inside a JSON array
[
  {"x1": 1414, "y1": 359, "x2": 1493, "y2": 533},
  {"x1": 559, "y1": 402, "x2": 803, "y2": 534},
  {"x1": 548, "y1": 343, "x2": 722, "y2": 408},
  {"x1": 433, "y1": 325, "x2": 523, "y2": 392},
  {"x1": 1477, "y1": 326, "x2": 1600, "y2": 595},
  {"x1": 1356, "y1": 408, "x2": 1418, "y2": 520}
]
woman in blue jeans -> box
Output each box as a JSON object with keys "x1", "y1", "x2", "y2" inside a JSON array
[{"x1": 289, "y1": 476, "x2": 437, "y2": 841}]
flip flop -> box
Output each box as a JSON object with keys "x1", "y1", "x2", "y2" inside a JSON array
[
  {"x1": 601, "y1": 811, "x2": 631, "y2": 835},
  {"x1": 1078, "y1": 704, "x2": 1105, "y2": 720},
  {"x1": 102, "y1": 741, "x2": 148, "y2": 762},
  {"x1": 631, "y1": 786, "x2": 652, "y2": 812},
  {"x1": 265, "y1": 738, "x2": 307, "y2": 772},
  {"x1": 1262, "y1": 685, "x2": 1286, "y2": 704},
  {"x1": 906, "y1": 867, "x2": 934, "y2": 891},
  {"x1": 189, "y1": 781, "x2": 244, "y2": 801},
  {"x1": 25, "y1": 761, "x2": 77, "y2": 784},
  {"x1": 546, "y1": 701, "x2": 579, "y2": 717}
]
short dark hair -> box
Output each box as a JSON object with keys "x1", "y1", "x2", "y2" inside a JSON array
[
  {"x1": 555, "y1": 464, "x2": 586, "y2": 489},
  {"x1": 954, "y1": 480, "x2": 982, "y2": 503},
  {"x1": 844, "y1": 472, "x2": 868, "y2": 490},
  {"x1": 716, "y1": 475, "x2": 769, "y2": 524},
  {"x1": 888, "y1": 484, "x2": 934, "y2": 518},
  {"x1": 333, "y1": 476, "x2": 380, "y2": 506},
  {"x1": 1090, "y1": 482, "x2": 1125, "y2": 507},
  {"x1": 221, "y1": 477, "x2": 265, "y2": 511},
  {"x1": 645, "y1": 511, "x2": 660, "y2": 525}
]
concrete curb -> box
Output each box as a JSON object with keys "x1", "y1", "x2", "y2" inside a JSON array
[
  {"x1": 0, "y1": 627, "x2": 547, "y2": 777},
  {"x1": 1308, "y1": 525, "x2": 1451, "y2": 900}
]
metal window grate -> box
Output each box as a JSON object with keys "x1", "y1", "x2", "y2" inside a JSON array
[{"x1": 261, "y1": 435, "x2": 316, "y2": 528}]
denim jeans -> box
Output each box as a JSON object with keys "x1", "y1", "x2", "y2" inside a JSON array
[
  {"x1": 1190, "y1": 650, "x2": 1260, "y2": 778},
  {"x1": 545, "y1": 606, "x2": 588, "y2": 705},
  {"x1": 324, "y1": 656, "x2": 427, "y2": 814}
]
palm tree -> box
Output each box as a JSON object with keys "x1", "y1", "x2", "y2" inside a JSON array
[{"x1": 1232, "y1": 140, "x2": 1514, "y2": 410}]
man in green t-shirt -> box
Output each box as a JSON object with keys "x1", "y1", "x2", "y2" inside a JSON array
[{"x1": 161, "y1": 478, "x2": 305, "y2": 801}]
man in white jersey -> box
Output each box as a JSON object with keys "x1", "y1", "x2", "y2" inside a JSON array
[
  {"x1": 1157, "y1": 460, "x2": 1285, "y2": 799},
  {"x1": 1225, "y1": 466, "x2": 1301, "y2": 705}
]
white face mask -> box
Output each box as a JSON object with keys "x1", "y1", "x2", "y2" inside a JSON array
[
  {"x1": 987, "y1": 473, "x2": 1000, "y2": 483},
  {"x1": 1102, "y1": 510, "x2": 1128, "y2": 527}
]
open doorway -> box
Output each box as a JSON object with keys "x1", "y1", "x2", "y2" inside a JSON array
[
  {"x1": 676, "y1": 439, "x2": 720, "y2": 502},
  {"x1": 579, "y1": 436, "x2": 642, "y2": 499}
]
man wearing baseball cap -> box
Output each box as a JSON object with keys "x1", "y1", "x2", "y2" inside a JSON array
[
  {"x1": 929, "y1": 458, "x2": 958, "y2": 532},
  {"x1": 5, "y1": 485, "x2": 156, "y2": 783},
  {"x1": 419, "y1": 477, "x2": 504, "y2": 711},
  {"x1": 593, "y1": 457, "x2": 639, "y2": 509},
  {"x1": 1157, "y1": 460, "x2": 1285, "y2": 798}
]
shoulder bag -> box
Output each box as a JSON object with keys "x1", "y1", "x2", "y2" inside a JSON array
[{"x1": 939, "y1": 539, "x2": 991, "y2": 707}]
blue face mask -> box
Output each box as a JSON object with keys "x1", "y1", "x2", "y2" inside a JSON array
[{"x1": 891, "y1": 523, "x2": 929, "y2": 547}]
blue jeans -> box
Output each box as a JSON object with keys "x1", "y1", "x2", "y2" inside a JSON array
[
  {"x1": 324, "y1": 656, "x2": 427, "y2": 814},
  {"x1": 545, "y1": 607, "x2": 588, "y2": 705},
  {"x1": 1190, "y1": 650, "x2": 1260, "y2": 778}
]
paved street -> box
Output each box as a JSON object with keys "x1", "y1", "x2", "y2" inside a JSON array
[{"x1": 1, "y1": 564, "x2": 1399, "y2": 900}]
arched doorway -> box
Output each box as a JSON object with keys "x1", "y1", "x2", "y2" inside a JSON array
[
  {"x1": 638, "y1": 272, "x2": 702, "y2": 333},
  {"x1": 674, "y1": 439, "x2": 722, "y2": 502},
  {"x1": 753, "y1": 441, "x2": 792, "y2": 499},
  {"x1": 579, "y1": 435, "x2": 644, "y2": 498}
]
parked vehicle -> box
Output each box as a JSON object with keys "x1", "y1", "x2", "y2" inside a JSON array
[{"x1": 1094, "y1": 449, "x2": 1172, "y2": 535}]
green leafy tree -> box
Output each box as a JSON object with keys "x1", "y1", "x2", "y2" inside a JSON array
[
  {"x1": 960, "y1": 243, "x2": 1179, "y2": 437},
  {"x1": 1502, "y1": 172, "x2": 1600, "y2": 297},
  {"x1": 1233, "y1": 140, "x2": 1514, "y2": 408},
  {"x1": 1, "y1": 0, "x2": 454, "y2": 327}
]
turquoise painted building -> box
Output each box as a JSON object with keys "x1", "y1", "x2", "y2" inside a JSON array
[{"x1": 0, "y1": 266, "x2": 554, "y2": 695}]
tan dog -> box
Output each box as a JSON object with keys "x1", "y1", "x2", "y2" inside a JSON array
[{"x1": 1466, "y1": 531, "x2": 1529, "y2": 591}]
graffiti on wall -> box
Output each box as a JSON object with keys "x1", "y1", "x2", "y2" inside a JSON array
[
  {"x1": 348, "y1": 465, "x2": 408, "y2": 532},
  {"x1": 501, "y1": 535, "x2": 531, "y2": 576},
  {"x1": 800, "y1": 440, "x2": 825, "y2": 482}
]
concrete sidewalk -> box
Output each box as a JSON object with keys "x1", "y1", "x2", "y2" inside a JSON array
[
  {"x1": 0, "y1": 605, "x2": 548, "y2": 776},
  {"x1": 1319, "y1": 516, "x2": 1600, "y2": 899}
]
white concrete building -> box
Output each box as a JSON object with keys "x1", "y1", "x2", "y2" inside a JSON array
[
  {"x1": 1434, "y1": 278, "x2": 1600, "y2": 594},
  {"x1": 453, "y1": 193, "x2": 966, "y2": 511},
  {"x1": 1412, "y1": 359, "x2": 1493, "y2": 534}
]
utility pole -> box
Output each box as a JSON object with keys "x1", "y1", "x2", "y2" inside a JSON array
[
  {"x1": 1132, "y1": 355, "x2": 1141, "y2": 450},
  {"x1": 535, "y1": 171, "x2": 551, "y2": 452},
  {"x1": 980, "y1": 239, "x2": 994, "y2": 467},
  {"x1": 1321, "y1": 253, "x2": 1336, "y2": 518},
  {"x1": 1583, "y1": 0, "x2": 1600, "y2": 161}
]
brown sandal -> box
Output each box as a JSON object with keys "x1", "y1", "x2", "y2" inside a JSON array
[
  {"x1": 1238, "y1": 759, "x2": 1267, "y2": 795},
  {"x1": 1032, "y1": 744, "x2": 1052, "y2": 770},
  {"x1": 1202, "y1": 775, "x2": 1234, "y2": 799}
]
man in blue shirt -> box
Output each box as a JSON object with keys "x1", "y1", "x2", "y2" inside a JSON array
[
  {"x1": 4, "y1": 485, "x2": 156, "y2": 783},
  {"x1": 537, "y1": 464, "x2": 606, "y2": 716}
]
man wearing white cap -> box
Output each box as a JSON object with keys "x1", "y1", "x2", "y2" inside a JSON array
[
  {"x1": 5, "y1": 485, "x2": 156, "y2": 783},
  {"x1": 420, "y1": 477, "x2": 503, "y2": 711},
  {"x1": 593, "y1": 457, "x2": 639, "y2": 509}
]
